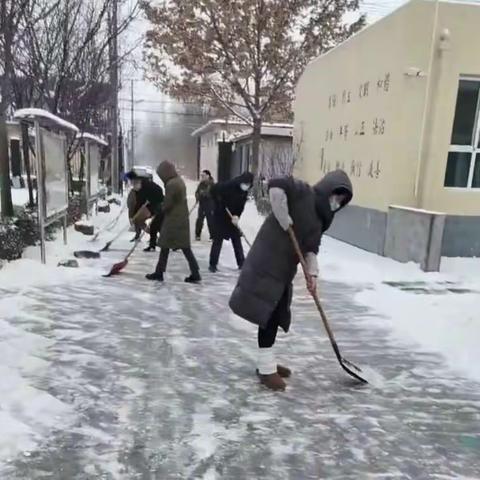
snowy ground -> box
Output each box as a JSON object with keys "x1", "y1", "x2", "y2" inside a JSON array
[{"x1": 1, "y1": 183, "x2": 480, "y2": 479}]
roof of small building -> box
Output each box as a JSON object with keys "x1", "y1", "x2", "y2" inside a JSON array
[
  {"x1": 76, "y1": 132, "x2": 109, "y2": 147},
  {"x1": 192, "y1": 118, "x2": 293, "y2": 140},
  {"x1": 191, "y1": 118, "x2": 249, "y2": 137},
  {"x1": 14, "y1": 108, "x2": 79, "y2": 133},
  {"x1": 228, "y1": 124, "x2": 293, "y2": 143}
]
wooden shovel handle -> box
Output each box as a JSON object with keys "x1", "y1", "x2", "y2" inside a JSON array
[
  {"x1": 225, "y1": 207, "x2": 252, "y2": 248},
  {"x1": 287, "y1": 227, "x2": 337, "y2": 346}
]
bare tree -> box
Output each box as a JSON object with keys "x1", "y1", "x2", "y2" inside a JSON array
[
  {"x1": 142, "y1": 0, "x2": 365, "y2": 174},
  {"x1": 4, "y1": 0, "x2": 140, "y2": 199},
  {"x1": 0, "y1": 0, "x2": 33, "y2": 217}
]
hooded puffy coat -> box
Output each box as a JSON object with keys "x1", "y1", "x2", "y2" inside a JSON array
[
  {"x1": 210, "y1": 172, "x2": 254, "y2": 240},
  {"x1": 156, "y1": 161, "x2": 191, "y2": 249},
  {"x1": 229, "y1": 170, "x2": 352, "y2": 332}
]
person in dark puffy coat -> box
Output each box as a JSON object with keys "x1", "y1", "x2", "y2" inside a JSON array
[
  {"x1": 229, "y1": 170, "x2": 353, "y2": 391},
  {"x1": 195, "y1": 169, "x2": 215, "y2": 241},
  {"x1": 208, "y1": 171, "x2": 254, "y2": 272}
]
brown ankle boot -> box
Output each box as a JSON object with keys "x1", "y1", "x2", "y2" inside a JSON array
[
  {"x1": 258, "y1": 372, "x2": 286, "y2": 391},
  {"x1": 256, "y1": 365, "x2": 292, "y2": 378},
  {"x1": 277, "y1": 364, "x2": 292, "y2": 378}
]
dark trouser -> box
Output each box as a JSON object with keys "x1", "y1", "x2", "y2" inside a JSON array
[
  {"x1": 148, "y1": 213, "x2": 164, "y2": 248},
  {"x1": 155, "y1": 247, "x2": 199, "y2": 275},
  {"x1": 133, "y1": 226, "x2": 141, "y2": 240},
  {"x1": 209, "y1": 231, "x2": 245, "y2": 268},
  {"x1": 195, "y1": 200, "x2": 213, "y2": 238},
  {"x1": 258, "y1": 287, "x2": 291, "y2": 348}
]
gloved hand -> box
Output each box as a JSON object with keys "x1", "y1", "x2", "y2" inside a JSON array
[{"x1": 231, "y1": 215, "x2": 239, "y2": 226}]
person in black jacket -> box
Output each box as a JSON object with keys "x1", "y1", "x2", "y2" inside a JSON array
[
  {"x1": 125, "y1": 170, "x2": 164, "y2": 251},
  {"x1": 209, "y1": 171, "x2": 254, "y2": 272},
  {"x1": 195, "y1": 170, "x2": 215, "y2": 241}
]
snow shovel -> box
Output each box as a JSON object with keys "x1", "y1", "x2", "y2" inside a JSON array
[
  {"x1": 74, "y1": 226, "x2": 129, "y2": 258},
  {"x1": 103, "y1": 233, "x2": 144, "y2": 277},
  {"x1": 226, "y1": 208, "x2": 252, "y2": 248},
  {"x1": 288, "y1": 227, "x2": 368, "y2": 384}
]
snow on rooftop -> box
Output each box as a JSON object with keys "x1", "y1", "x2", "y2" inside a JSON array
[
  {"x1": 76, "y1": 132, "x2": 109, "y2": 147},
  {"x1": 14, "y1": 108, "x2": 79, "y2": 133},
  {"x1": 228, "y1": 124, "x2": 293, "y2": 143},
  {"x1": 192, "y1": 118, "x2": 293, "y2": 138},
  {"x1": 191, "y1": 118, "x2": 249, "y2": 137}
]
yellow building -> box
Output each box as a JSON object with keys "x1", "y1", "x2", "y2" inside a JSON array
[{"x1": 294, "y1": 0, "x2": 480, "y2": 259}]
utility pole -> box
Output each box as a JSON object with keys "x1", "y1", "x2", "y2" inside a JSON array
[
  {"x1": 110, "y1": 0, "x2": 119, "y2": 193},
  {"x1": 130, "y1": 79, "x2": 135, "y2": 169}
]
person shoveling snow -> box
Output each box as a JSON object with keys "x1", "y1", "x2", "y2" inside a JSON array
[{"x1": 229, "y1": 170, "x2": 361, "y2": 391}]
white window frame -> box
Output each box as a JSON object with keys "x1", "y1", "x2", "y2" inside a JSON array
[{"x1": 446, "y1": 76, "x2": 480, "y2": 189}]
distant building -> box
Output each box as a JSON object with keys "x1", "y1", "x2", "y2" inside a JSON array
[
  {"x1": 294, "y1": 0, "x2": 480, "y2": 260},
  {"x1": 192, "y1": 119, "x2": 292, "y2": 181},
  {"x1": 192, "y1": 119, "x2": 250, "y2": 180},
  {"x1": 230, "y1": 124, "x2": 293, "y2": 180}
]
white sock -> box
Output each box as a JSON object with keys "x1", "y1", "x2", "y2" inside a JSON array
[{"x1": 257, "y1": 347, "x2": 276, "y2": 375}]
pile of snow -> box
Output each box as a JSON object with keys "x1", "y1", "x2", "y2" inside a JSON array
[
  {"x1": 0, "y1": 298, "x2": 75, "y2": 467},
  {"x1": 74, "y1": 219, "x2": 93, "y2": 228},
  {"x1": 0, "y1": 202, "x2": 129, "y2": 470},
  {"x1": 319, "y1": 239, "x2": 480, "y2": 384},
  {"x1": 12, "y1": 188, "x2": 31, "y2": 207}
]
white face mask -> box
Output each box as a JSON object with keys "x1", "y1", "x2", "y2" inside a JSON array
[
  {"x1": 240, "y1": 183, "x2": 250, "y2": 192},
  {"x1": 329, "y1": 198, "x2": 341, "y2": 212}
]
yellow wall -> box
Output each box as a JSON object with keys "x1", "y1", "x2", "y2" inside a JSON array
[
  {"x1": 294, "y1": 0, "x2": 480, "y2": 215},
  {"x1": 421, "y1": 2, "x2": 480, "y2": 215}
]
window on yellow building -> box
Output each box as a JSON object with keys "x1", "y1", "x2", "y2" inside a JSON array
[{"x1": 444, "y1": 79, "x2": 480, "y2": 188}]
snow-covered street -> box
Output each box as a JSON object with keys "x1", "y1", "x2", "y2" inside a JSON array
[{"x1": 1, "y1": 198, "x2": 480, "y2": 479}]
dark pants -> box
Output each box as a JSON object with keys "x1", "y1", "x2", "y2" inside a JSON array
[
  {"x1": 133, "y1": 226, "x2": 142, "y2": 241},
  {"x1": 258, "y1": 287, "x2": 291, "y2": 348},
  {"x1": 195, "y1": 199, "x2": 213, "y2": 238},
  {"x1": 155, "y1": 247, "x2": 199, "y2": 275},
  {"x1": 209, "y1": 231, "x2": 245, "y2": 268},
  {"x1": 148, "y1": 213, "x2": 164, "y2": 248}
]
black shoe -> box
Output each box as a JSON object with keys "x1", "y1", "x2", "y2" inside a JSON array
[
  {"x1": 208, "y1": 265, "x2": 217, "y2": 273},
  {"x1": 143, "y1": 246, "x2": 156, "y2": 252},
  {"x1": 185, "y1": 273, "x2": 201, "y2": 283},
  {"x1": 146, "y1": 272, "x2": 164, "y2": 282},
  {"x1": 130, "y1": 236, "x2": 140, "y2": 242},
  {"x1": 195, "y1": 236, "x2": 201, "y2": 241}
]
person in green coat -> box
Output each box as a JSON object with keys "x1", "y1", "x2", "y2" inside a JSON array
[{"x1": 146, "y1": 161, "x2": 201, "y2": 284}]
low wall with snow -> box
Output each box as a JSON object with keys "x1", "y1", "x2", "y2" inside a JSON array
[{"x1": 384, "y1": 206, "x2": 445, "y2": 272}]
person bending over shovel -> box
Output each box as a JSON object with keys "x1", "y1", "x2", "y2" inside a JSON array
[
  {"x1": 229, "y1": 170, "x2": 353, "y2": 391},
  {"x1": 146, "y1": 161, "x2": 201, "y2": 284},
  {"x1": 125, "y1": 170, "x2": 164, "y2": 251},
  {"x1": 208, "y1": 171, "x2": 254, "y2": 272}
]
